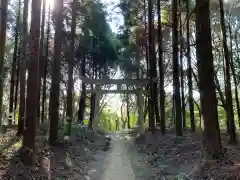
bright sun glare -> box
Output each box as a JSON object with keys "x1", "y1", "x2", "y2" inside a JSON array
[{"x1": 46, "y1": 0, "x2": 54, "y2": 9}]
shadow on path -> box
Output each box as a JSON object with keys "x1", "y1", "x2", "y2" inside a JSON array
[{"x1": 88, "y1": 132, "x2": 155, "y2": 180}]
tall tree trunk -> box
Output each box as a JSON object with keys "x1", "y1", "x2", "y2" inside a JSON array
[
  {"x1": 9, "y1": 0, "x2": 21, "y2": 125},
  {"x1": 89, "y1": 90, "x2": 95, "y2": 129},
  {"x1": 172, "y1": 0, "x2": 182, "y2": 136},
  {"x1": 49, "y1": 0, "x2": 63, "y2": 145},
  {"x1": 127, "y1": 94, "x2": 130, "y2": 129},
  {"x1": 77, "y1": 58, "x2": 86, "y2": 124},
  {"x1": 157, "y1": 0, "x2": 165, "y2": 135},
  {"x1": 179, "y1": 7, "x2": 186, "y2": 128},
  {"x1": 17, "y1": 0, "x2": 29, "y2": 136},
  {"x1": 77, "y1": 89, "x2": 86, "y2": 123},
  {"x1": 136, "y1": 51, "x2": 144, "y2": 131},
  {"x1": 219, "y1": 0, "x2": 237, "y2": 144},
  {"x1": 14, "y1": 47, "x2": 20, "y2": 120},
  {"x1": 0, "y1": 0, "x2": 8, "y2": 127},
  {"x1": 121, "y1": 104, "x2": 125, "y2": 129},
  {"x1": 143, "y1": 0, "x2": 151, "y2": 130},
  {"x1": 229, "y1": 24, "x2": 240, "y2": 128},
  {"x1": 66, "y1": 0, "x2": 77, "y2": 136},
  {"x1": 193, "y1": 99, "x2": 201, "y2": 127},
  {"x1": 41, "y1": 5, "x2": 50, "y2": 123},
  {"x1": 143, "y1": 97, "x2": 148, "y2": 122},
  {"x1": 186, "y1": 0, "x2": 195, "y2": 132},
  {"x1": 89, "y1": 60, "x2": 96, "y2": 129},
  {"x1": 222, "y1": 47, "x2": 230, "y2": 132},
  {"x1": 147, "y1": 90, "x2": 152, "y2": 130},
  {"x1": 172, "y1": 93, "x2": 176, "y2": 128},
  {"x1": 36, "y1": 0, "x2": 46, "y2": 127},
  {"x1": 196, "y1": 0, "x2": 223, "y2": 159},
  {"x1": 144, "y1": 0, "x2": 148, "y2": 81},
  {"x1": 148, "y1": 0, "x2": 157, "y2": 132},
  {"x1": 39, "y1": 0, "x2": 46, "y2": 79},
  {"x1": 214, "y1": 72, "x2": 227, "y2": 111},
  {"x1": 21, "y1": 0, "x2": 41, "y2": 165},
  {"x1": 234, "y1": 32, "x2": 240, "y2": 81},
  {"x1": 214, "y1": 71, "x2": 228, "y2": 133}
]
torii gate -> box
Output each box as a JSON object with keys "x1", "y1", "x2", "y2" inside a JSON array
[{"x1": 79, "y1": 76, "x2": 151, "y2": 134}]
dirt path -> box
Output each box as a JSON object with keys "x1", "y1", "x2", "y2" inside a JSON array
[
  {"x1": 0, "y1": 129, "x2": 156, "y2": 180},
  {"x1": 88, "y1": 132, "x2": 155, "y2": 180}
]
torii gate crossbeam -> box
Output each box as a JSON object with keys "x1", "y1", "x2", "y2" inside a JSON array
[{"x1": 80, "y1": 77, "x2": 147, "y2": 134}]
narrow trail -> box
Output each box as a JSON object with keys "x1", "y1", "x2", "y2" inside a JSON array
[
  {"x1": 100, "y1": 134, "x2": 135, "y2": 180},
  {"x1": 89, "y1": 132, "x2": 155, "y2": 180}
]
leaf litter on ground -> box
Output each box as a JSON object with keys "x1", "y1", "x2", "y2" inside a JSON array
[
  {"x1": 135, "y1": 129, "x2": 240, "y2": 180},
  {"x1": 0, "y1": 126, "x2": 112, "y2": 180}
]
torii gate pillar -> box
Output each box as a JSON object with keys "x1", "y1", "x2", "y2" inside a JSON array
[
  {"x1": 93, "y1": 85, "x2": 101, "y2": 130},
  {"x1": 137, "y1": 88, "x2": 144, "y2": 134}
]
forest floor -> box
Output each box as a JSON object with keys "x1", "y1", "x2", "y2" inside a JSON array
[
  {"x1": 1, "y1": 127, "x2": 240, "y2": 180},
  {"x1": 135, "y1": 128, "x2": 240, "y2": 180},
  {"x1": 0, "y1": 126, "x2": 112, "y2": 180},
  {"x1": 0, "y1": 127, "x2": 156, "y2": 180}
]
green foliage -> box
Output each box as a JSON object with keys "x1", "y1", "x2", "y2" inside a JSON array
[
  {"x1": 129, "y1": 113, "x2": 137, "y2": 127},
  {"x1": 75, "y1": 0, "x2": 120, "y2": 71},
  {"x1": 99, "y1": 109, "x2": 119, "y2": 131},
  {"x1": 98, "y1": 107, "x2": 138, "y2": 131},
  {"x1": 217, "y1": 106, "x2": 227, "y2": 129},
  {"x1": 184, "y1": 104, "x2": 227, "y2": 130}
]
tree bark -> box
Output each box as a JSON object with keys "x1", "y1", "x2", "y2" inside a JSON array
[
  {"x1": 77, "y1": 57, "x2": 86, "y2": 124},
  {"x1": 186, "y1": 0, "x2": 195, "y2": 132},
  {"x1": 143, "y1": 0, "x2": 151, "y2": 131},
  {"x1": 157, "y1": 0, "x2": 165, "y2": 134},
  {"x1": 39, "y1": 0, "x2": 46, "y2": 79},
  {"x1": 148, "y1": 0, "x2": 157, "y2": 132},
  {"x1": 214, "y1": 73, "x2": 227, "y2": 111},
  {"x1": 21, "y1": 0, "x2": 41, "y2": 165},
  {"x1": 9, "y1": 0, "x2": 21, "y2": 125},
  {"x1": 0, "y1": 0, "x2": 8, "y2": 127},
  {"x1": 196, "y1": 0, "x2": 223, "y2": 159},
  {"x1": 229, "y1": 24, "x2": 240, "y2": 128},
  {"x1": 143, "y1": 97, "x2": 148, "y2": 122},
  {"x1": 78, "y1": 87, "x2": 86, "y2": 124},
  {"x1": 14, "y1": 47, "x2": 20, "y2": 120},
  {"x1": 127, "y1": 93, "x2": 130, "y2": 129},
  {"x1": 219, "y1": 0, "x2": 237, "y2": 144},
  {"x1": 49, "y1": 0, "x2": 63, "y2": 145},
  {"x1": 17, "y1": 0, "x2": 29, "y2": 136},
  {"x1": 66, "y1": 0, "x2": 77, "y2": 136},
  {"x1": 41, "y1": 5, "x2": 51, "y2": 123},
  {"x1": 89, "y1": 90, "x2": 95, "y2": 129},
  {"x1": 172, "y1": 0, "x2": 182, "y2": 136},
  {"x1": 36, "y1": 0, "x2": 46, "y2": 127},
  {"x1": 179, "y1": 6, "x2": 186, "y2": 128}
]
